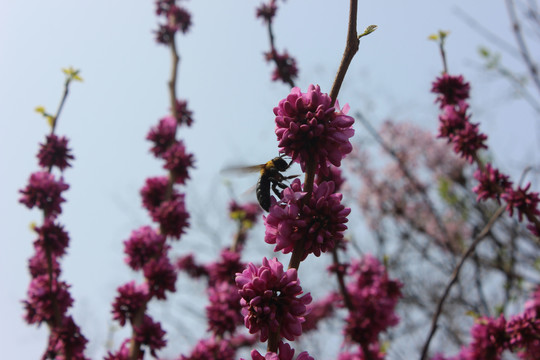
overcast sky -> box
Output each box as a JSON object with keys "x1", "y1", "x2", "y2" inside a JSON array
[{"x1": 1, "y1": 1, "x2": 538, "y2": 358}]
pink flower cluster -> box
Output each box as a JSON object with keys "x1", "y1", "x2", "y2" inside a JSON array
[
  {"x1": 244, "y1": 341, "x2": 314, "y2": 360},
  {"x1": 433, "y1": 287, "x2": 540, "y2": 360},
  {"x1": 274, "y1": 85, "x2": 354, "y2": 175},
  {"x1": 155, "y1": 0, "x2": 192, "y2": 44},
  {"x1": 256, "y1": 0, "x2": 299, "y2": 85},
  {"x1": 235, "y1": 257, "x2": 312, "y2": 342},
  {"x1": 20, "y1": 129, "x2": 88, "y2": 358},
  {"x1": 432, "y1": 73, "x2": 540, "y2": 236},
  {"x1": 109, "y1": 22, "x2": 194, "y2": 355},
  {"x1": 341, "y1": 255, "x2": 402, "y2": 347},
  {"x1": 264, "y1": 178, "x2": 350, "y2": 260}
]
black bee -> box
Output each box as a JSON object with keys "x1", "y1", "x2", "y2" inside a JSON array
[{"x1": 223, "y1": 156, "x2": 297, "y2": 211}]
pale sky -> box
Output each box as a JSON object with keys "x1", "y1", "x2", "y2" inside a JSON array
[{"x1": 1, "y1": 1, "x2": 538, "y2": 358}]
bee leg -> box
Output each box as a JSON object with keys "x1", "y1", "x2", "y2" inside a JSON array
[{"x1": 270, "y1": 179, "x2": 288, "y2": 198}]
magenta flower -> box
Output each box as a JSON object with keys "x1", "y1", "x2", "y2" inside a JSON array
[
  {"x1": 431, "y1": 74, "x2": 470, "y2": 108},
  {"x1": 467, "y1": 315, "x2": 508, "y2": 360},
  {"x1": 206, "y1": 249, "x2": 245, "y2": 285},
  {"x1": 34, "y1": 219, "x2": 70, "y2": 257},
  {"x1": 246, "y1": 341, "x2": 314, "y2": 360},
  {"x1": 206, "y1": 282, "x2": 243, "y2": 336},
  {"x1": 124, "y1": 226, "x2": 167, "y2": 270},
  {"x1": 23, "y1": 275, "x2": 73, "y2": 325},
  {"x1": 502, "y1": 183, "x2": 540, "y2": 222},
  {"x1": 180, "y1": 337, "x2": 235, "y2": 360},
  {"x1": 174, "y1": 99, "x2": 194, "y2": 127},
  {"x1": 143, "y1": 255, "x2": 177, "y2": 300},
  {"x1": 37, "y1": 134, "x2": 74, "y2": 170},
  {"x1": 235, "y1": 257, "x2": 312, "y2": 342},
  {"x1": 162, "y1": 140, "x2": 194, "y2": 184},
  {"x1": 342, "y1": 255, "x2": 402, "y2": 346},
  {"x1": 19, "y1": 171, "x2": 69, "y2": 218},
  {"x1": 264, "y1": 179, "x2": 350, "y2": 260},
  {"x1": 438, "y1": 104, "x2": 487, "y2": 163},
  {"x1": 274, "y1": 85, "x2": 355, "y2": 175},
  {"x1": 256, "y1": 1, "x2": 277, "y2": 23},
  {"x1": 140, "y1": 176, "x2": 169, "y2": 213},
  {"x1": 155, "y1": 0, "x2": 192, "y2": 44},
  {"x1": 111, "y1": 281, "x2": 150, "y2": 326},
  {"x1": 151, "y1": 195, "x2": 189, "y2": 239},
  {"x1": 45, "y1": 316, "x2": 89, "y2": 360},
  {"x1": 28, "y1": 248, "x2": 60, "y2": 278},
  {"x1": 147, "y1": 116, "x2": 177, "y2": 157},
  {"x1": 472, "y1": 163, "x2": 512, "y2": 203},
  {"x1": 176, "y1": 253, "x2": 208, "y2": 278},
  {"x1": 104, "y1": 339, "x2": 131, "y2": 360},
  {"x1": 133, "y1": 315, "x2": 167, "y2": 357},
  {"x1": 316, "y1": 165, "x2": 345, "y2": 192},
  {"x1": 265, "y1": 50, "x2": 299, "y2": 85}
]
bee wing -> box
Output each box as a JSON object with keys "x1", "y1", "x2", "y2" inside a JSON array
[{"x1": 220, "y1": 164, "x2": 265, "y2": 175}]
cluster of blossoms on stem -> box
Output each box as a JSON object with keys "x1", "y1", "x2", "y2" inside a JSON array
[
  {"x1": 154, "y1": 0, "x2": 192, "y2": 44},
  {"x1": 432, "y1": 73, "x2": 540, "y2": 236},
  {"x1": 256, "y1": 0, "x2": 299, "y2": 85},
  {"x1": 274, "y1": 85, "x2": 355, "y2": 176},
  {"x1": 108, "y1": 3, "x2": 195, "y2": 356},
  {"x1": 20, "y1": 110, "x2": 88, "y2": 357},
  {"x1": 432, "y1": 286, "x2": 540, "y2": 360},
  {"x1": 177, "y1": 203, "x2": 264, "y2": 359},
  {"x1": 244, "y1": 341, "x2": 314, "y2": 360},
  {"x1": 235, "y1": 257, "x2": 312, "y2": 342},
  {"x1": 340, "y1": 255, "x2": 402, "y2": 350},
  {"x1": 264, "y1": 178, "x2": 350, "y2": 260}
]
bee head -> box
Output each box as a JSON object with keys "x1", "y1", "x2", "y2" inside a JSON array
[{"x1": 273, "y1": 156, "x2": 290, "y2": 171}]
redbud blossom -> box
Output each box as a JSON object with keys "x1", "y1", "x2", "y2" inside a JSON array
[
  {"x1": 34, "y1": 219, "x2": 70, "y2": 257},
  {"x1": 174, "y1": 99, "x2": 194, "y2": 127},
  {"x1": 23, "y1": 275, "x2": 73, "y2": 325},
  {"x1": 472, "y1": 163, "x2": 512, "y2": 203},
  {"x1": 431, "y1": 74, "x2": 470, "y2": 108},
  {"x1": 264, "y1": 179, "x2": 350, "y2": 260},
  {"x1": 19, "y1": 171, "x2": 69, "y2": 218},
  {"x1": 256, "y1": 1, "x2": 277, "y2": 23},
  {"x1": 140, "y1": 176, "x2": 170, "y2": 213},
  {"x1": 151, "y1": 195, "x2": 189, "y2": 239},
  {"x1": 274, "y1": 85, "x2": 355, "y2": 175},
  {"x1": 143, "y1": 255, "x2": 177, "y2": 300},
  {"x1": 162, "y1": 140, "x2": 194, "y2": 184},
  {"x1": 133, "y1": 315, "x2": 167, "y2": 357},
  {"x1": 342, "y1": 255, "x2": 402, "y2": 345},
  {"x1": 235, "y1": 257, "x2": 312, "y2": 342},
  {"x1": 147, "y1": 116, "x2": 177, "y2": 157},
  {"x1": 37, "y1": 134, "x2": 74, "y2": 170},
  {"x1": 46, "y1": 316, "x2": 89, "y2": 360},
  {"x1": 180, "y1": 337, "x2": 235, "y2": 360},
  {"x1": 124, "y1": 226, "x2": 167, "y2": 270},
  {"x1": 265, "y1": 50, "x2": 299, "y2": 85},
  {"x1": 246, "y1": 341, "x2": 314, "y2": 360},
  {"x1": 502, "y1": 183, "x2": 540, "y2": 222},
  {"x1": 206, "y1": 282, "x2": 243, "y2": 336},
  {"x1": 112, "y1": 281, "x2": 150, "y2": 326}
]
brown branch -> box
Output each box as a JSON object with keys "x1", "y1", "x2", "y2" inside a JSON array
[
  {"x1": 419, "y1": 205, "x2": 506, "y2": 360},
  {"x1": 505, "y1": 0, "x2": 540, "y2": 96},
  {"x1": 329, "y1": 0, "x2": 359, "y2": 105}
]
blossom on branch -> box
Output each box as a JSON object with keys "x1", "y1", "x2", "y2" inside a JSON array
[
  {"x1": 235, "y1": 257, "x2": 312, "y2": 342},
  {"x1": 274, "y1": 85, "x2": 354, "y2": 175},
  {"x1": 264, "y1": 179, "x2": 350, "y2": 260}
]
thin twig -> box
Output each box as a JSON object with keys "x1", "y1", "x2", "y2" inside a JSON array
[{"x1": 419, "y1": 205, "x2": 506, "y2": 360}]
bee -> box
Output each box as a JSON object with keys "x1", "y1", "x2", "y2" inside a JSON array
[{"x1": 223, "y1": 156, "x2": 297, "y2": 211}]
